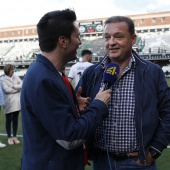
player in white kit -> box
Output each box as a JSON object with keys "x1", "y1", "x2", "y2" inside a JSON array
[{"x1": 68, "y1": 49, "x2": 93, "y2": 87}]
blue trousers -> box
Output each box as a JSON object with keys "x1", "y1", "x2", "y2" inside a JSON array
[
  {"x1": 92, "y1": 154, "x2": 157, "y2": 170},
  {"x1": 5, "y1": 111, "x2": 19, "y2": 137}
]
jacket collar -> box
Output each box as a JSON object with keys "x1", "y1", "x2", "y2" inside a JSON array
[
  {"x1": 36, "y1": 54, "x2": 56, "y2": 71},
  {"x1": 98, "y1": 49, "x2": 147, "y2": 69},
  {"x1": 36, "y1": 54, "x2": 61, "y2": 77}
]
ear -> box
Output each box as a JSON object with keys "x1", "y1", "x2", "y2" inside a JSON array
[
  {"x1": 58, "y1": 36, "x2": 67, "y2": 48},
  {"x1": 132, "y1": 34, "x2": 137, "y2": 46}
]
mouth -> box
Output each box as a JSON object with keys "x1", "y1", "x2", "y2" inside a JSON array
[{"x1": 109, "y1": 48, "x2": 119, "y2": 53}]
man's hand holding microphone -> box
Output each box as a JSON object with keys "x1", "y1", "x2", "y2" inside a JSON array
[
  {"x1": 77, "y1": 62, "x2": 119, "y2": 110},
  {"x1": 95, "y1": 62, "x2": 119, "y2": 105}
]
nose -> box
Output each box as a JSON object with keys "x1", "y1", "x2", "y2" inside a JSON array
[
  {"x1": 109, "y1": 37, "x2": 116, "y2": 45},
  {"x1": 79, "y1": 38, "x2": 82, "y2": 45}
]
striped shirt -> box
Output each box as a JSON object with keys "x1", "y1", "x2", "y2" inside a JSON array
[
  {"x1": 94, "y1": 55, "x2": 139, "y2": 153},
  {"x1": 0, "y1": 85, "x2": 4, "y2": 106}
]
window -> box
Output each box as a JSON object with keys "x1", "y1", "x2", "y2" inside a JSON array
[
  {"x1": 140, "y1": 19, "x2": 144, "y2": 24},
  {"x1": 26, "y1": 29, "x2": 29, "y2": 34},
  {"x1": 32, "y1": 29, "x2": 36, "y2": 33},
  {"x1": 152, "y1": 18, "x2": 156, "y2": 23},
  {"x1": 18, "y1": 30, "x2": 21, "y2": 34},
  {"x1": 161, "y1": 17, "x2": 165, "y2": 22}
]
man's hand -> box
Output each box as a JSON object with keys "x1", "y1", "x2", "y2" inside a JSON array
[
  {"x1": 76, "y1": 86, "x2": 91, "y2": 112},
  {"x1": 95, "y1": 88, "x2": 112, "y2": 106},
  {"x1": 135, "y1": 151, "x2": 154, "y2": 166}
]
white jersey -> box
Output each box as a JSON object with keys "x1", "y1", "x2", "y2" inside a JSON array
[{"x1": 68, "y1": 62, "x2": 93, "y2": 87}]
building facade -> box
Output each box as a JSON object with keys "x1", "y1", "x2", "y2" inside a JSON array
[{"x1": 0, "y1": 11, "x2": 170, "y2": 42}]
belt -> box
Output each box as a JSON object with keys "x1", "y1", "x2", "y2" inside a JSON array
[{"x1": 95, "y1": 149, "x2": 139, "y2": 160}]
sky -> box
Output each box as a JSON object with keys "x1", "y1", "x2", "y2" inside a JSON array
[{"x1": 1, "y1": 0, "x2": 170, "y2": 28}]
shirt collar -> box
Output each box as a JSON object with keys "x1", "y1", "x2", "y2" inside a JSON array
[{"x1": 101, "y1": 54, "x2": 136, "y2": 69}]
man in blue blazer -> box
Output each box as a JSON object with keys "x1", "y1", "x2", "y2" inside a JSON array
[{"x1": 20, "y1": 9, "x2": 111, "y2": 170}]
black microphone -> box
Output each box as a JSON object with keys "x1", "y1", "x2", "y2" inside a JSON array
[{"x1": 103, "y1": 63, "x2": 120, "y2": 90}]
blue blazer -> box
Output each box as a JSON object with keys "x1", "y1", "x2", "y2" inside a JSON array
[{"x1": 21, "y1": 54, "x2": 109, "y2": 170}]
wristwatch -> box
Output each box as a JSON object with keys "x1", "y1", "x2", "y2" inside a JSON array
[{"x1": 149, "y1": 148, "x2": 161, "y2": 159}]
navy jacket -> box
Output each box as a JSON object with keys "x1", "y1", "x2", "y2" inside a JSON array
[
  {"x1": 21, "y1": 54, "x2": 109, "y2": 170},
  {"x1": 76, "y1": 50, "x2": 170, "y2": 162}
]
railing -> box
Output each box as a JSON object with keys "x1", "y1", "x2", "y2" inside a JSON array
[
  {"x1": 140, "y1": 53, "x2": 170, "y2": 60},
  {"x1": 0, "y1": 59, "x2": 35, "y2": 66},
  {"x1": 0, "y1": 53, "x2": 170, "y2": 67}
]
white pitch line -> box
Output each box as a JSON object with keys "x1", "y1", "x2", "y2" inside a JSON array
[{"x1": 0, "y1": 133, "x2": 23, "y2": 137}]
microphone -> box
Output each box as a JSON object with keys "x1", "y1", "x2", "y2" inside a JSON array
[{"x1": 103, "y1": 63, "x2": 120, "y2": 90}]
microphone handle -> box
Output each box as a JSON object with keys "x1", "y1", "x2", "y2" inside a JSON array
[{"x1": 103, "y1": 82, "x2": 111, "y2": 91}]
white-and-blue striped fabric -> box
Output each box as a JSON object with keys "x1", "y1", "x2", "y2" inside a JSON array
[{"x1": 0, "y1": 85, "x2": 4, "y2": 106}]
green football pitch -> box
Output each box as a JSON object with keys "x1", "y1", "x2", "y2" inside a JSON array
[{"x1": 0, "y1": 78, "x2": 170, "y2": 170}]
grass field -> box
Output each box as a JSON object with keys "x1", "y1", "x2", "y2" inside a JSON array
[
  {"x1": 167, "y1": 77, "x2": 170, "y2": 86},
  {"x1": 0, "y1": 78, "x2": 170, "y2": 170}
]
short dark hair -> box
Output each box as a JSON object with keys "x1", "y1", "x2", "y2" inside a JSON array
[
  {"x1": 81, "y1": 49, "x2": 92, "y2": 57},
  {"x1": 104, "y1": 16, "x2": 135, "y2": 36},
  {"x1": 4, "y1": 64, "x2": 14, "y2": 76},
  {"x1": 37, "y1": 8, "x2": 77, "y2": 52}
]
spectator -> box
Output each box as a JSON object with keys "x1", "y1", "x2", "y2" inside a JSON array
[
  {"x1": 0, "y1": 84, "x2": 6, "y2": 148},
  {"x1": 20, "y1": 9, "x2": 111, "y2": 170},
  {"x1": 68, "y1": 49, "x2": 93, "y2": 87},
  {"x1": 76, "y1": 16, "x2": 170, "y2": 170},
  {"x1": 0, "y1": 64, "x2": 22, "y2": 145}
]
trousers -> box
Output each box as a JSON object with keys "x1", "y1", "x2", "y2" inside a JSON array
[{"x1": 92, "y1": 152, "x2": 157, "y2": 170}]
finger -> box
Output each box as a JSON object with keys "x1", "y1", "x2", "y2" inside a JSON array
[
  {"x1": 84, "y1": 101, "x2": 90, "y2": 105},
  {"x1": 100, "y1": 87, "x2": 104, "y2": 92},
  {"x1": 87, "y1": 97, "x2": 91, "y2": 101},
  {"x1": 76, "y1": 86, "x2": 82, "y2": 96},
  {"x1": 105, "y1": 89, "x2": 112, "y2": 94}
]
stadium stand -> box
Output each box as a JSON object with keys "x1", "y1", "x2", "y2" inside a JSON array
[
  {"x1": 0, "y1": 40, "x2": 39, "y2": 61},
  {"x1": 139, "y1": 32, "x2": 170, "y2": 54},
  {"x1": 1, "y1": 10, "x2": 170, "y2": 77}
]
